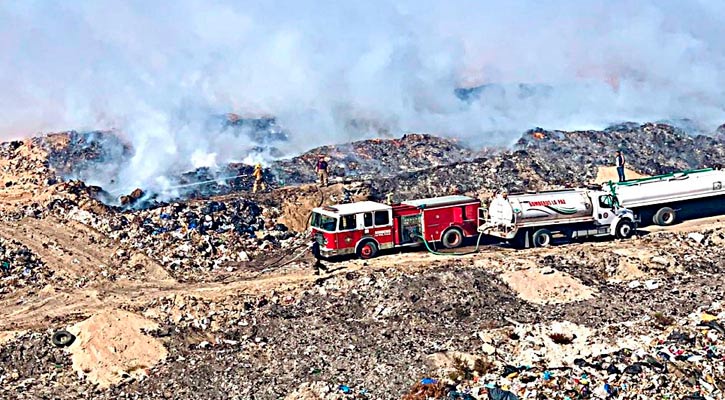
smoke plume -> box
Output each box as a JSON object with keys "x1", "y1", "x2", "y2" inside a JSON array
[{"x1": 1, "y1": 0, "x2": 724, "y2": 194}]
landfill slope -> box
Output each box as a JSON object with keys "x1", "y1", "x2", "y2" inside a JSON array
[
  {"x1": 372, "y1": 123, "x2": 725, "y2": 200},
  {"x1": 0, "y1": 124, "x2": 723, "y2": 399}
]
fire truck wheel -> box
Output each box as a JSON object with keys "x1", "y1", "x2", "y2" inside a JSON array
[
  {"x1": 532, "y1": 229, "x2": 552, "y2": 247},
  {"x1": 441, "y1": 228, "x2": 464, "y2": 249},
  {"x1": 356, "y1": 241, "x2": 378, "y2": 259},
  {"x1": 653, "y1": 207, "x2": 676, "y2": 226},
  {"x1": 615, "y1": 219, "x2": 635, "y2": 239}
]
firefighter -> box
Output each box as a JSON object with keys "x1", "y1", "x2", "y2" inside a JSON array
[
  {"x1": 252, "y1": 163, "x2": 266, "y2": 193},
  {"x1": 313, "y1": 259, "x2": 328, "y2": 275},
  {"x1": 316, "y1": 155, "x2": 329, "y2": 187},
  {"x1": 615, "y1": 150, "x2": 626, "y2": 182}
]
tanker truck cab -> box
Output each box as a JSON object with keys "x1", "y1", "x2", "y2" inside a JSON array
[
  {"x1": 479, "y1": 189, "x2": 635, "y2": 248},
  {"x1": 310, "y1": 202, "x2": 394, "y2": 259},
  {"x1": 591, "y1": 192, "x2": 636, "y2": 239}
]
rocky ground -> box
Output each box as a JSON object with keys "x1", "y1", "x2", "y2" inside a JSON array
[{"x1": 0, "y1": 123, "x2": 724, "y2": 400}]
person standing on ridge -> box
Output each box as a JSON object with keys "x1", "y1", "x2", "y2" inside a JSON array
[
  {"x1": 316, "y1": 155, "x2": 329, "y2": 187},
  {"x1": 253, "y1": 163, "x2": 266, "y2": 193},
  {"x1": 615, "y1": 150, "x2": 626, "y2": 182}
]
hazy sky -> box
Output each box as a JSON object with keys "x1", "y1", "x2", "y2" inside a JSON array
[{"x1": 1, "y1": 0, "x2": 724, "y2": 190}]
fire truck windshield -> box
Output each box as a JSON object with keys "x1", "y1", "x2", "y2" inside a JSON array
[{"x1": 310, "y1": 212, "x2": 338, "y2": 231}]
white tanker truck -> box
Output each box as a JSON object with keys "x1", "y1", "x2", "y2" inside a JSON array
[
  {"x1": 606, "y1": 168, "x2": 725, "y2": 226},
  {"x1": 479, "y1": 188, "x2": 636, "y2": 247}
]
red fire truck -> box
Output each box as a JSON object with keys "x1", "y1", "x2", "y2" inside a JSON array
[{"x1": 310, "y1": 195, "x2": 480, "y2": 259}]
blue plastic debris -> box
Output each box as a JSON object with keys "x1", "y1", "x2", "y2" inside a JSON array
[{"x1": 421, "y1": 378, "x2": 437, "y2": 385}]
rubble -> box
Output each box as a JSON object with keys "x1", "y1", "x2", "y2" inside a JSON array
[
  {"x1": 416, "y1": 302, "x2": 725, "y2": 399},
  {"x1": 119, "y1": 188, "x2": 145, "y2": 206},
  {"x1": 55, "y1": 196, "x2": 305, "y2": 282},
  {"x1": 0, "y1": 236, "x2": 53, "y2": 295},
  {"x1": 370, "y1": 123, "x2": 725, "y2": 201},
  {"x1": 273, "y1": 133, "x2": 481, "y2": 185}
]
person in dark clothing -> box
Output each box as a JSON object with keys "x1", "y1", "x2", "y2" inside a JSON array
[
  {"x1": 615, "y1": 150, "x2": 626, "y2": 182},
  {"x1": 316, "y1": 155, "x2": 329, "y2": 186}
]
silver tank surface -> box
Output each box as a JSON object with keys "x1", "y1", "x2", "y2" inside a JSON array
[
  {"x1": 610, "y1": 168, "x2": 725, "y2": 208},
  {"x1": 489, "y1": 189, "x2": 597, "y2": 226}
]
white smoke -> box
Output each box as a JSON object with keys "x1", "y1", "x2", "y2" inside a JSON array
[{"x1": 1, "y1": 0, "x2": 724, "y2": 193}]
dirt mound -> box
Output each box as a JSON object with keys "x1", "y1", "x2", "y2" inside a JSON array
[
  {"x1": 500, "y1": 266, "x2": 596, "y2": 305},
  {"x1": 66, "y1": 309, "x2": 168, "y2": 388},
  {"x1": 274, "y1": 182, "x2": 371, "y2": 232},
  {"x1": 594, "y1": 166, "x2": 648, "y2": 184}
]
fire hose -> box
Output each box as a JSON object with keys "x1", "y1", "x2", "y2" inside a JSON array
[
  {"x1": 273, "y1": 242, "x2": 314, "y2": 268},
  {"x1": 249, "y1": 241, "x2": 313, "y2": 277},
  {"x1": 412, "y1": 231, "x2": 485, "y2": 256},
  {"x1": 107, "y1": 171, "x2": 266, "y2": 196}
]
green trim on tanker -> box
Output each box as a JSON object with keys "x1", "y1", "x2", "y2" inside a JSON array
[
  {"x1": 610, "y1": 168, "x2": 714, "y2": 187},
  {"x1": 545, "y1": 205, "x2": 579, "y2": 215}
]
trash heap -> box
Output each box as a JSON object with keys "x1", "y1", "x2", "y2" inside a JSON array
[
  {"x1": 406, "y1": 304, "x2": 725, "y2": 400},
  {"x1": 0, "y1": 138, "x2": 57, "y2": 189},
  {"x1": 368, "y1": 122, "x2": 725, "y2": 201},
  {"x1": 0, "y1": 237, "x2": 51, "y2": 295},
  {"x1": 515, "y1": 122, "x2": 725, "y2": 186},
  {"x1": 171, "y1": 163, "x2": 279, "y2": 199},
  {"x1": 21, "y1": 122, "x2": 725, "y2": 208},
  {"x1": 55, "y1": 196, "x2": 304, "y2": 282},
  {"x1": 273, "y1": 133, "x2": 480, "y2": 185},
  {"x1": 42, "y1": 130, "x2": 131, "y2": 184},
  {"x1": 370, "y1": 150, "x2": 549, "y2": 200}
]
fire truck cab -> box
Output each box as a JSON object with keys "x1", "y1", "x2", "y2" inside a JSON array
[{"x1": 310, "y1": 195, "x2": 480, "y2": 259}]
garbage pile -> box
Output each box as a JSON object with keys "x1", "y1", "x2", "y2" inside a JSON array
[
  {"x1": 515, "y1": 122, "x2": 725, "y2": 186},
  {"x1": 411, "y1": 303, "x2": 725, "y2": 399},
  {"x1": 0, "y1": 331, "x2": 78, "y2": 398},
  {"x1": 37, "y1": 116, "x2": 287, "y2": 204},
  {"x1": 273, "y1": 133, "x2": 479, "y2": 185},
  {"x1": 0, "y1": 137, "x2": 57, "y2": 188},
  {"x1": 170, "y1": 163, "x2": 278, "y2": 200},
  {"x1": 222, "y1": 114, "x2": 288, "y2": 153},
  {"x1": 369, "y1": 122, "x2": 725, "y2": 201},
  {"x1": 55, "y1": 196, "x2": 304, "y2": 281},
  {"x1": 370, "y1": 150, "x2": 552, "y2": 201},
  {"x1": 0, "y1": 237, "x2": 51, "y2": 295},
  {"x1": 24, "y1": 122, "x2": 725, "y2": 208},
  {"x1": 717, "y1": 124, "x2": 725, "y2": 139},
  {"x1": 43, "y1": 130, "x2": 131, "y2": 184}
]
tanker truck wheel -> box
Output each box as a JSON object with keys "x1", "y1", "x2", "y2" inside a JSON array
[
  {"x1": 532, "y1": 229, "x2": 552, "y2": 247},
  {"x1": 615, "y1": 219, "x2": 635, "y2": 239},
  {"x1": 356, "y1": 240, "x2": 379, "y2": 260},
  {"x1": 441, "y1": 228, "x2": 464, "y2": 249},
  {"x1": 653, "y1": 207, "x2": 676, "y2": 226}
]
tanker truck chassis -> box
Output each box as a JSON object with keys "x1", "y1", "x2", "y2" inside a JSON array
[{"x1": 479, "y1": 188, "x2": 636, "y2": 248}]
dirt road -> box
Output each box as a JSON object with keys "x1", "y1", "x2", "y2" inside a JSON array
[{"x1": 1, "y1": 214, "x2": 722, "y2": 333}]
